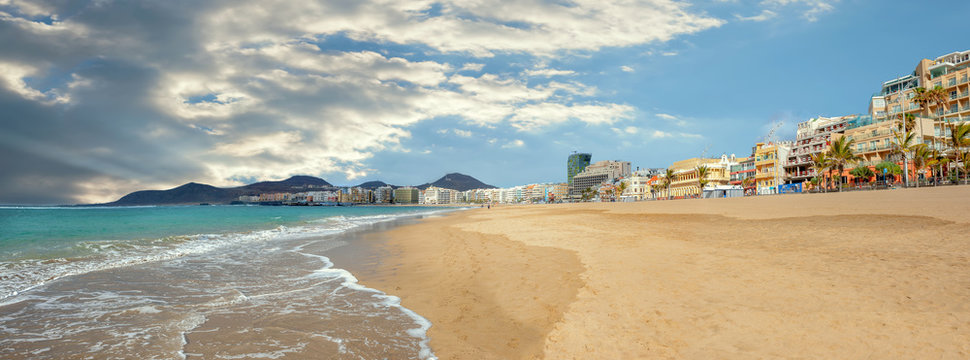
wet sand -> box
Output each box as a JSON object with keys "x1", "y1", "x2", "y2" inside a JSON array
[{"x1": 358, "y1": 186, "x2": 970, "y2": 359}]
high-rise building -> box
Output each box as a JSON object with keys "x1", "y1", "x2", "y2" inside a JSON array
[{"x1": 566, "y1": 152, "x2": 592, "y2": 186}]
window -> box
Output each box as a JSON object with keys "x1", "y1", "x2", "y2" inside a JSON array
[
  {"x1": 948, "y1": 78, "x2": 957, "y2": 86},
  {"x1": 934, "y1": 81, "x2": 942, "y2": 88}
]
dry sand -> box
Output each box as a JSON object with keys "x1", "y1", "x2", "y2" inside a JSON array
[{"x1": 359, "y1": 186, "x2": 970, "y2": 359}]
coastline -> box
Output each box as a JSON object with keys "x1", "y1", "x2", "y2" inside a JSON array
[{"x1": 355, "y1": 186, "x2": 970, "y2": 359}]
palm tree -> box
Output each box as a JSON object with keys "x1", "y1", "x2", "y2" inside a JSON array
[
  {"x1": 961, "y1": 150, "x2": 970, "y2": 185},
  {"x1": 911, "y1": 144, "x2": 932, "y2": 187},
  {"x1": 947, "y1": 123, "x2": 970, "y2": 181},
  {"x1": 695, "y1": 165, "x2": 709, "y2": 197},
  {"x1": 891, "y1": 129, "x2": 916, "y2": 187},
  {"x1": 616, "y1": 181, "x2": 628, "y2": 201},
  {"x1": 741, "y1": 177, "x2": 754, "y2": 195},
  {"x1": 827, "y1": 137, "x2": 860, "y2": 192},
  {"x1": 849, "y1": 165, "x2": 875, "y2": 188},
  {"x1": 809, "y1": 152, "x2": 832, "y2": 192},
  {"x1": 662, "y1": 168, "x2": 675, "y2": 200},
  {"x1": 928, "y1": 150, "x2": 950, "y2": 185}
]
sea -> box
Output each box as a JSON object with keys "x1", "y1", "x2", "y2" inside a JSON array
[{"x1": 0, "y1": 205, "x2": 451, "y2": 359}]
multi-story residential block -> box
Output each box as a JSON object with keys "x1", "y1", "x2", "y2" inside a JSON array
[
  {"x1": 423, "y1": 186, "x2": 451, "y2": 205},
  {"x1": 375, "y1": 186, "x2": 394, "y2": 204},
  {"x1": 870, "y1": 50, "x2": 970, "y2": 152},
  {"x1": 754, "y1": 142, "x2": 792, "y2": 195},
  {"x1": 393, "y1": 187, "x2": 419, "y2": 204},
  {"x1": 730, "y1": 157, "x2": 756, "y2": 192},
  {"x1": 258, "y1": 193, "x2": 291, "y2": 202},
  {"x1": 784, "y1": 115, "x2": 852, "y2": 184},
  {"x1": 569, "y1": 160, "x2": 631, "y2": 199}
]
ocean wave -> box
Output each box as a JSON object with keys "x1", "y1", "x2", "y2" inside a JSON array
[{"x1": 0, "y1": 208, "x2": 453, "y2": 304}]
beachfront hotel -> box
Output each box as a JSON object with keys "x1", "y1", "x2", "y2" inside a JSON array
[{"x1": 870, "y1": 50, "x2": 970, "y2": 149}]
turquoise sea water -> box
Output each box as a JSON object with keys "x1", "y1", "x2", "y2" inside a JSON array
[
  {"x1": 0, "y1": 205, "x2": 447, "y2": 359},
  {"x1": 0, "y1": 205, "x2": 430, "y2": 261}
]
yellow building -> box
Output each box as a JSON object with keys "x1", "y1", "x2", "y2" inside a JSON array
[
  {"x1": 667, "y1": 155, "x2": 740, "y2": 198},
  {"x1": 754, "y1": 142, "x2": 792, "y2": 195}
]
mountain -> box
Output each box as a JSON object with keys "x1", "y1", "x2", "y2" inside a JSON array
[
  {"x1": 106, "y1": 175, "x2": 335, "y2": 206},
  {"x1": 109, "y1": 182, "x2": 236, "y2": 205},
  {"x1": 239, "y1": 175, "x2": 333, "y2": 193},
  {"x1": 354, "y1": 180, "x2": 394, "y2": 189},
  {"x1": 417, "y1": 173, "x2": 496, "y2": 192}
]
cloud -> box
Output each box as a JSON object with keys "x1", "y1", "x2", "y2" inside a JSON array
[
  {"x1": 620, "y1": 65, "x2": 635, "y2": 73},
  {"x1": 501, "y1": 139, "x2": 525, "y2": 148},
  {"x1": 734, "y1": 9, "x2": 777, "y2": 22},
  {"x1": 651, "y1": 130, "x2": 701, "y2": 139},
  {"x1": 203, "y1": 0, "x2": 725, "y2": 57},
  {"x1": 524, "y1": 68, "x2": 576, "y2": 77},
  {"x1": 655, "y1": 113, "x2": 689, "y2": 127},
  {"x1": 0, "y1": 0, "x2": 724, "y2": 204},
  {"x1": 661, "y1": 51, "x2": 679, "y2": 56},
  {"x1": 761, "y1": 0, "x2": 837, "y2": 22}
]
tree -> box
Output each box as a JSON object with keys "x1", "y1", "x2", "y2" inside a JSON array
[
  {"x1": 891, "y1": 129, "x2": 916, "y2": 187},
  {"x1": 911, "y1": 144, "x2": 932, "y2": 187},
  {"x1": 695, "y1": 165, "x2": 709, "y2": 197},
  {"x1": 580, "y1": 187, "x2": 595, "y2": 202},
  {"x1": 849, "y1": 165, "x2": 875, "y2": 188},
  {"x1": 809, "y1": 152, "x2": 832, "y2": 192},
  {"x1": 827, "y1": 136, "x2": 861, "y2": 192},
  {"x1": 961, "y1": 150, "x2": 970, "y2": 185},
  {"x1": 662, "y1": 168, "x2": 675, "y2": 200},
  {"x1": 874, "y1": 161, "x2": 902, "y2": 186},
  {"x1": 928, "y1": 150, "x2": 950, "y2": 186},
  {"x1": 616, "y1": 181, "x2": 628, "y2": 201},
  {"x1": 947, "y1": 123, "x2": 970, "y2": 181}
]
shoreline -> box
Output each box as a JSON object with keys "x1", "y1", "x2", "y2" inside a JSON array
[{"x1": 355, "y1": 186, "x2": 970, "y2": 359}]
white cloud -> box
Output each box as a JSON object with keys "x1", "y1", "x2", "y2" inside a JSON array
[
  {"x1": 204, "y1": 0, "x2": 725, "y2": 57},
  {"x1": 656, "y1": 113, "x2": 678, "y2": 120},
  {"x1": 735, "y1": 9, "x2": 777, "y2": 22},
  {"x1": 502, "y1": 139, "x2": 525, "y2": 148},
  {"x1": 761, "y1": 0, "x2": 837, "y2": 22},
  {"x1": 620, "y1": 65, "x2": 635, "y2": 73},
  {"x1": 661, "y1": 51, "x2": 679, "y2": 56},
  {"x1": 459, "y1": 63, "x2": 485, "y2": 72},
  {"x1": 453, "y1": 129, "x2": 473, "y2": 137},
  {"x1": 524, "y1": 68, "x2": 576, "y2": 77},
  {"x1": 651, "y1": 130, "x2": 701, "y2": 139}
]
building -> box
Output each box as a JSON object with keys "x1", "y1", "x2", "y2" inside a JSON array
[
  {"x1": 393, "y1": 187, "x2": 419, "y2": 204},
  {"x1": 666, "y1": 155, "x2": 740, "y2": 198},
  {"x1": 870, "y1": 50, "x2": 970, "y2": 153},
  {"x1": 729, "y1": 157, "x2": 756, "y2": 194},
  {"x1": 569, "y1": 160, "x2": 631, "y2": 199},
  {"x1": 375, "y1": 186, "x2": 394, "y2": 204},
  {"x1": 423, "y1": 186, "x2": 451, "y2": 205},
  {"x1": 784, "y1": 115, "x2": 852, "y2": 184},
  {"x1": 566, "y1": 152, "x2": 592, "y2": 188},
  {"x1": 754, "y1": 142, "x2": 793, "y2": 195}
]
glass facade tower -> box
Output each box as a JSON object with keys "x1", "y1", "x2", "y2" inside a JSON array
[{"x1": 566, "y1": 152, "x2": 592, "y2": 186}]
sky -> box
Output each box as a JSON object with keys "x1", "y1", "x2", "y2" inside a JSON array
[{"x1": 0, "y1": 0, "x2": 968, "y2": 204}]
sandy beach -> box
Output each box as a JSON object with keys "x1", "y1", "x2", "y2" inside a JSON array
[{"x1": 358, "y1": 186, "x2": 970, "y2": 359}]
